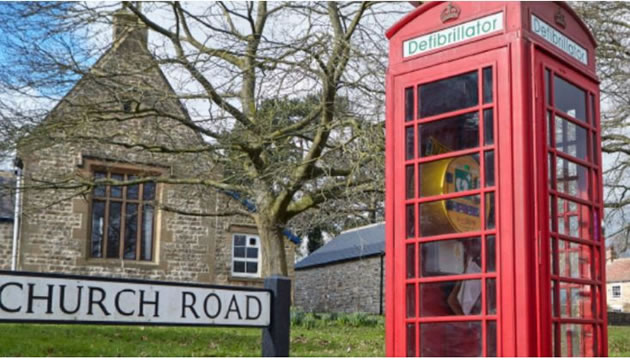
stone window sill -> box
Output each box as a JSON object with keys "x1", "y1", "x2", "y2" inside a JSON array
[
  {"x1": 77, "y1": 258, "x2": 161, "y2": 270},
  {"x1": 229, "y1": 275, "x2": 265, "y2": 284}
]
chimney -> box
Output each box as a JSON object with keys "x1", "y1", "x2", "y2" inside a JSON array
[
  {"x1": 112, "y1": 3, "x2": 147, "y2": 48},
  {"x1": 606, "y1": 247, "x2": 617, "y2": 264}
]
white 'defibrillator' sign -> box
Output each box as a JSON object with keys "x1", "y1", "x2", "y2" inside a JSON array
[{"x1": 0, "y1": 272, "x2": 271, "y2": 327}]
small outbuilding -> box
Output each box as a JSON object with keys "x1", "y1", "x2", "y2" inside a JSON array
[
  {"x1": 607, "y1": 257, "x2": 630, "y2": 313},
  {"x1": 294, "y1": 223, "x2": 384, "y2": 314}
]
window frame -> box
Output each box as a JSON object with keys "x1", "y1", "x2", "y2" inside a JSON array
[
  {"x1": 86, "y1": 160, "x2": 162, "y2": 263},
  {"x1": 540, "y1": 55, "x2": 603, "y2": 357},
  {"x1": 231, "y1": 233, "x2": 262, "y2": 278},
  {"x1": 612, "y1": 285, "x2": 621, "y2": 299},
  {"x1": 400, "y1": 61, "x2": 499, "y2": 357}
]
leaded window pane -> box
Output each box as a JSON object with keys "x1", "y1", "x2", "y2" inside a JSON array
[
  {"x1": 127, "y1": 175, "x2": 139, "y2": 199},
  {"x1": 90, "y1": 168, "x2": 157, "y2": 262},
  {"x1": 107, "y1": 202, "x2": 122, "y2": 258},
  {"x1": 94, "y1": 172, "x2": 106, "y2": 197},
  {"x1": 124, "y1": 204, "x2": 138, "y2": 259},
  {"x1": 141, "y1": 204, "x2": 153, "y2": 261},
  {"x1": 234, "y1": 247, "x2": 245, "y2": 258},
  {"x1": 143, "y1": 182, "x2": 156, "y2": 200},
  {"x1": 246, "y1": 262, "x2": 258, "y2": 274},
  {"x1": 91, "y1": 201, "x2": 105, "y2": 258},
  {"x1": 110, "y1": 174, "x2": 123, "y2": 198},
  {"x1": 246, "y1": 247, "x2": 258, "y2": 259},
  {"x1": 232, "y1": 234, "x2": 260, "y2": 277}
]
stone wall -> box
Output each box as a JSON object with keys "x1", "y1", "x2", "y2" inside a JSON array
[
  {"x1": 0, "y1": 221, "x2": 13, "y2": 270},
  {"x1": 295, "y1": 255, "x2": 384, "y2": 314},
  {"x1": 607, "y1": 281, "x2": 630, "y2": 312},
  {"x1": 18, "y1": 144, "x2": 295, "y2": 286}
]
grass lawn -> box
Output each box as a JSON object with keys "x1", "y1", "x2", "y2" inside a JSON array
[
  {"x1": 609, "y1": 326, "x2": 630, "y2": 357},
  {"x1": 0, "y1": 322, "x2": 627, "y2": 356},
  {"x1": 0, "y1": 323, "x2": 385, "y2": 357}
]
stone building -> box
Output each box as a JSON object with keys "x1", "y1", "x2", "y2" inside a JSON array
[
  {"x1": 0, "y1": 9, "x2": 295, "y2": 287},
  {"x1": 295, "y1": 223, "x2": 384, "y2": 314},
  {"x1": 607, "y1": 256, "x2": 630, "y2": 312},
  {"x1": 0, "y1": 171, "x2": 15, "y2": 270}
]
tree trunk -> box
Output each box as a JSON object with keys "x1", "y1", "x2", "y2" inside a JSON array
[{"x1": 256, "y1": 215, "x2": 289, "y2": 276}]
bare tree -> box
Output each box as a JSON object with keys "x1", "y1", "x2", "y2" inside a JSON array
[
  {"x1": 0, "y1": 2, "x2": 409, "y2": 275},
  {"x1": 574, "y1": 2, "x2": 630, "y2": 254}
]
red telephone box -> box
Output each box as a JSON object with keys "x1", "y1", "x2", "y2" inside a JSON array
[{"x1": 385, "y1": 2, "x2": 606, "y2": 356}]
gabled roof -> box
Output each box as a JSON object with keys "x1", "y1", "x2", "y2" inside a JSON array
[
  {"x1": 40, "y1": 17, "x2": 192, "y2": 129},
  {"x1": 0, "y1": 172, "x2": 15, "y2": 221},
  {"x1": 295, "y1": 222, "x2": 384, "y2": 270},
  {"x1": 607, "y1": 257, "x2": 630, "y2": 282}
]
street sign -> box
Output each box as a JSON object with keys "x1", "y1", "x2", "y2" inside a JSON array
[
  {"x1": 0, "y1": 271, "x2": 271, "y2": 327},
  {"x1": 531, "y1": 14, "x2": 588, "y2": 65},
  {"x1": 403, "y1": 12, "x2": 503, "y2": 58}
]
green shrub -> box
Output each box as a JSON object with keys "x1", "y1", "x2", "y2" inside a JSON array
[
  {"x1": 336, "y1": 312, "x2": 379, "y2": 327},
  {"x1": 291, "y1": 311, "x2": 381, "y2": 328},
  {"x1": 337, "y1": 313, "x2": 352, "y2": 326},
  {"x1": 302, "y1": 313, "x2": 318, "y2": 329},
  {"x1": 290, "y1": 310, "x2": 305, "y2": 327},
  {"x1": 351, "y1": 312, "x2": 378, "y2": 327},
  {"x1": 320, "y1": 313, "x2": 338, "y2": 324}
]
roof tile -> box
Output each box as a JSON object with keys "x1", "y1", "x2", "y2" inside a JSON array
[
  {"x1": 607, "y1": 257, "x2": 630, "y2": 282},
  {"x1": 295, "y1": 223, "x2": 384, "y2": 270}
]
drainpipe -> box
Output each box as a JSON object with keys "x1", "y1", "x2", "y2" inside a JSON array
[
  {"x1": 11, "y1": 157, "x2": 23, "y2": 271},
  {"x1": 379, "y1": 253, "x2": 384, "y2": 315}
]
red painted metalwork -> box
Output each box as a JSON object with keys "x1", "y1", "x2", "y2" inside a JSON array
[{"x1": 385, "y1": 2, "x2": 605, "y2": 356}]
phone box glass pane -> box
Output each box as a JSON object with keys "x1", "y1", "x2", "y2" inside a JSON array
[
  {"x1": 405, "y1": 87, "x2": 414, "y2": 121},
  {"x1": 559, "y1": 282, "x2": 593, "y2": 319},
  {"x1": 418, "y1": 112, "x2": 479, "y2": 157},
  {"x1": 420, "y1": 321, "x2": 482, "y2": 357},
  {"x1": 419, "y1": 71, "x2": 479, "y2": 118},
  {"x1": 420, "y1": 280, "x2": 482, "y2": 317},
  {"x1": 559, "y1": 323, "x2": 595, "y2": 356},
  {"x1": 558, "y1": 240, "x2": 591, "y2": 279},
  {"x1": 555, "y1": 115, "x2": 588, "y2": 160},
  {"x1": 554, "y1": 75, "x2": 587, "y2": 122},
  {"x1": 420, "y1": 237, "x2": 481, "y2": 277},
  {"x1": 419, "y1": 154, "x2": 480, "y2": 197},
  {"x1": 556, "y1": 156, "x2": 589, "y2": 200},
  {"x1": 556, "y1": 198, "x2": 591, "y2": 240},
  {"x1": 420, "y1": 195, "x2": 481, "y2": 237}
]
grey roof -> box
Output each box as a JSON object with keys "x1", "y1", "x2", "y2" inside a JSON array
[
  {"x1": 295, "y1": 223, "x2": 384, "y2": 270},
  {"x1": 0, "y1": 174, "x2": 15, "y2": 221}
]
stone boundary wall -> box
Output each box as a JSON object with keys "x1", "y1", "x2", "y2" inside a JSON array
[
  {"x1": 608, "y1": 311, "x2": 630, "y2": 326},
  {"x1": 295, "y1": 255, "x2": 384, "y2": 314}
]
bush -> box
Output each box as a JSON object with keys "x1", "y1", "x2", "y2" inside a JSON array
[
  {"x1": 302, "y1": 313, "x2": 318, "y2": 329},
  {"x1": 291, "y1": 310, "x2": 381, "y2": 328},
  {"x1": 350, "y1": 312, "x2": 378, "y2": 327},
  {"x1": 320, "y1": 313, "x2": 338, "y2": 324},
  {"x1": 290, "y1": 310, "x2": 305, "y2": 327}
]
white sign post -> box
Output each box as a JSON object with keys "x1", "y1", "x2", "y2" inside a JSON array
[{"x1": 0, "y1": 271, "x2": 271, "y2": 327}]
